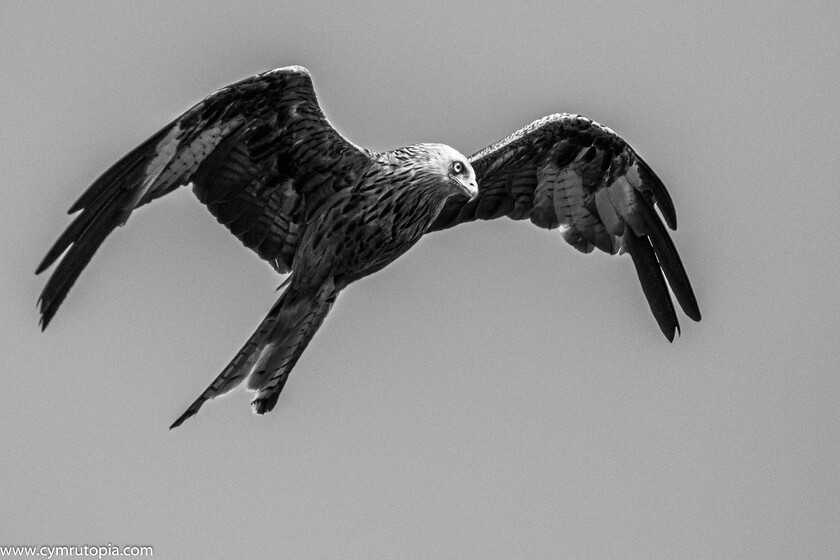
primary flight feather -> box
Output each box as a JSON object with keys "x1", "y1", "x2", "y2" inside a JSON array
[{"x1": 36, "y1": 66, "x2": 700, "y2": 428}]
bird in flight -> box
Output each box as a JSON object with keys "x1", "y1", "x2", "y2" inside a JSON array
[{"x1": 36, "y1": 66, "x2": 700, "y2": 428}]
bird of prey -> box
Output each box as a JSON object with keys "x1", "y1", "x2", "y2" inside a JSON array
[{"x1": 36, "y1": 66, "x2": 701, "y2": 428}]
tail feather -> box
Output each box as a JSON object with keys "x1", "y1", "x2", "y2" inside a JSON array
[
  {"x1": 250, "y1": 284, "x2": 338, "y2": 414},
  {"x1": 169, "y1": 281, "x2": 338, "y2": 428}
]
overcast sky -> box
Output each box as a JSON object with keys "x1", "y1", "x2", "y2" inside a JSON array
[{"x1": 3, "y1": 1, "x2": 839, "y2": 558}]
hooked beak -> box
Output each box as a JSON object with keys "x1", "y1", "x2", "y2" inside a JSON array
[{"x1": 455, "y1": 176, "x2": 479, "y2": 200}]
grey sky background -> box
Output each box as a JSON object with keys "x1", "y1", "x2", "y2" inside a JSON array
[{"x1": 3, "y1": 1, "x2": 838, "y2": 558}]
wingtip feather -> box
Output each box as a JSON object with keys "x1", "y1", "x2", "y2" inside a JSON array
[
  {"x1": 635, "y1": 156, "x2": 677, "y2": 230},
  {"x1": 623, "y1": 231, "x2": 680, "y2": 341},
  {"x1": 636, "y1": 198, "x2": 701, "y2": 323}
]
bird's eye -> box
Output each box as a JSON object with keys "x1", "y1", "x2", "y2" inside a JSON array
[{"x1": 451, "y1": 161, "x2": 465, "y2": 174}]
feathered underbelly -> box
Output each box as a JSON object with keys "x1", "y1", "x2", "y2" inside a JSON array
[{"x1": 291, "y1": 185, "x2": 445, "y2": 289}]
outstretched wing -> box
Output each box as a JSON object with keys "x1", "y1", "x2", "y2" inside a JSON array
[
  {"x1": 430, "y1": 114, "x2": 700, "y2": 341},
  {"x1": 36, "y1": 66, "x2": 373, "y2": 329}
]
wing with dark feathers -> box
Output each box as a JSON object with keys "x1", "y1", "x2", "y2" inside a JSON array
[
  {"x1": 36, "y1": 66, "x2": 372, "y2": 329},
  {"x1": 429, "y1": 114, "x2": 700, "y2": 341}
]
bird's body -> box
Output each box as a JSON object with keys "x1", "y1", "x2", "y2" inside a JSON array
[
  {"x1": 36, "y1": 66, "x2": 700, "y2": 427},
  {"x1": 174, "y1": 144, "x2": 477, "y2": 424},
  {"x1": 293, "y1": 144, "x2": 476, "y2": 290}
]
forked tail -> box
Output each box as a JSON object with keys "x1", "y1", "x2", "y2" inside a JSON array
[{"x1": 170, "y1": 280, "x2": 338, "y2": 428}]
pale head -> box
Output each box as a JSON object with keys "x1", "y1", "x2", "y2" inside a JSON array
[
  {"x1": 391, "y1": 143, "x2": 479, "y2": 200},
  {"x1": 422, "y1": 143, "x2": 478, "y2": 199}
]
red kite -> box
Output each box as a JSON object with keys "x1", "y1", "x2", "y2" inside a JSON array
[{"x1": 36, "y1": 67, "x2": 700, "y2": 428}]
